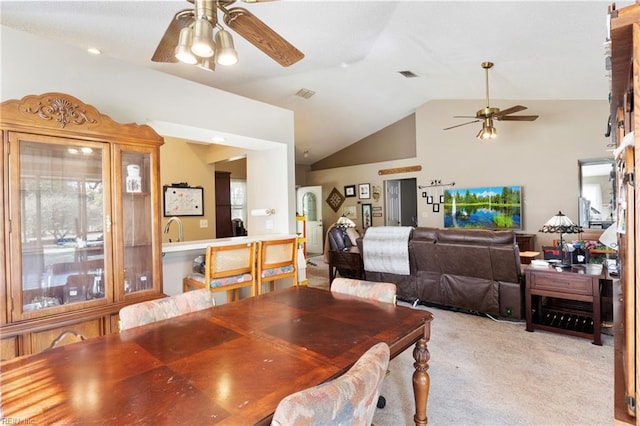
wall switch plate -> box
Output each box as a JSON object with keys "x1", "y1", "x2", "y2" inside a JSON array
[
  {"x1": 199, "y1": 219, "x2": 208, "y2": 228},
  {"x1": 265, "y1": 219, "x2": 274, "y2": 230}
]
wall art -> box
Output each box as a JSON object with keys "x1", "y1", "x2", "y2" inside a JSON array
[{"x1": 443, "y1": 185, "x2": 522, "y2": 230}]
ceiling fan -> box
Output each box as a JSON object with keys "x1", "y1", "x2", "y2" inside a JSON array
[
  {"x1": 443, "y1": 62, "x2": 538, "y2": 139},
  {"x1": 151, "y1": 0, "x2": 304, "y2": 71}
]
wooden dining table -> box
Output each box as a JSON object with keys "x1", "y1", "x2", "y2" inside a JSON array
[{"x1": 0, "y1": 286, "x2": 433, "y2": 425}]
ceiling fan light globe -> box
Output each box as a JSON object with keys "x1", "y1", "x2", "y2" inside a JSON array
[
  {"x1": 191, "y1": 19, "x2": 215, "y2": 58},
  {"x1": 175, "y1": 27, "x2": 198, "y2": 64},
  {"x1": 215, "y1": 29, "x2": 238, "y2": 65},
  {"x1": 217, "y1": 49, "x2": 239, "y2": 65},
  {"x1": 176, "y1": 48, "x2": 198, "y2": 64}
]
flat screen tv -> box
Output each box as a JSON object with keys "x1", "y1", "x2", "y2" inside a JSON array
[{"x1": 443, "y1": 185, "x2": 522, "y2": 230}]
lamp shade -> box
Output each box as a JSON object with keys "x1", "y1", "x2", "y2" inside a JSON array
[
  {"x1": 335, "y1": 215, "x2": 356, "y2": 228},
  {"x1": 539, "y1": 211, "x2": 583, "y2": 234},
  {"x1": 175, "y1": 26, "x2": 198, "y2": 64},
  {"x1": 191, "y1": 19, "x2": 215, "y2": 58},
  {"x1": 215, "y1": 29, "x2": 238, "y2": 65}
]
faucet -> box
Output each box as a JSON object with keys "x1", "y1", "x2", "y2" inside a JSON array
[{"x1": 163, "y1": 216, "x2": 184, "y2": 242}]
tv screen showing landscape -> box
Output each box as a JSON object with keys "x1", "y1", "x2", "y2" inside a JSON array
[{"x1": 443, "y1": 185, "x2": 522, "y2": 230}]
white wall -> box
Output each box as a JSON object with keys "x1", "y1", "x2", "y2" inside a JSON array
[
  {"x1": 0, "y1": 25, "x2": 297, "y2": 235},
  {"x1": 308, "y1": 99, "x2": 611, "y2": 250}
]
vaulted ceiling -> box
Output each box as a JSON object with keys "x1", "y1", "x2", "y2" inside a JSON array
[{"x1": 0, "y1": 1, "x2": 626, "y2": 164}]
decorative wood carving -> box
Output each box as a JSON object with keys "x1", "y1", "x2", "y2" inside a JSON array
[
  {"x1": 1, "y1": 93, "x2": 161, "y2": 144},
  {"x1": 24, "y1": 96, "x2": 97, "y2": 128},
  {"x1": 378, "y1": 165, "x2": 422, "y2": 175}
]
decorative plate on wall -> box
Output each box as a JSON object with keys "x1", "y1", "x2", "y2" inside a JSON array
[{"x1": 325, "y1": 187, "x2": 345, "y2": 212}]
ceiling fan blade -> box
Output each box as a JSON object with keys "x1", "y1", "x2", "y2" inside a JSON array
[
  {"x1": 223, "y1": 7, "x2": 304, "y2": 67},
  {"x1": 151, "y1": 10, "x2": 194, "y2": 63},
  {"x1": 497, "y1": 115, "x2": 539, "y2": 122},
  {"x1": 493, "y1": 105, "x2": 527, "y2": 118},
  {"x1": 443, "y1": 120, "x2": 481, "y2": 130}
]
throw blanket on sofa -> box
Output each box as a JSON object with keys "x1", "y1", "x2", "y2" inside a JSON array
[{"x1": 363, "y1": 226, "x2": 412, "y2": 275}]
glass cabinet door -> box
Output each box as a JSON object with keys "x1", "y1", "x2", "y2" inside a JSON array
[
  {"x1": 10, "y1": 133, "x2": 112, "y2": 320},
  {"x1": 116, "y1": 147, "x2": 159, "y2": 299}
]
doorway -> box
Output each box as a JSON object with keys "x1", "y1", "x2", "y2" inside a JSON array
[
  {"x1": 296, "y1": 186, "x2": 324, "y2": 254},
  {"x1": 385, "y1": 178, "x2": 417, "y2": 227}
]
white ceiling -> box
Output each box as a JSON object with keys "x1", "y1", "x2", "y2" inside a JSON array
[{"x1": 0, "y1": 0, "x2": 627, "y2": 165}]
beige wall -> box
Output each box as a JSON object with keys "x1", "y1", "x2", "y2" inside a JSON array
[
  {"x1": 160, "y1": 138, "x2": 215, "y2": 241},
  {"x1": 305, "y1": 99, "x2": 611, "y2": 251},
  {"x1": 217, "y1": 158, "x2": 247, "y2": 179},
  {"x1": 311, "y1": 114, "x2": 416, "y2": 170}
]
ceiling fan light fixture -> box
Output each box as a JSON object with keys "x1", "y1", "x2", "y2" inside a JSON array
[
  {"x1": 215, "y1": 29, "x2": 238, "y2": 66},
  {"x1": 196, "y1": 57, "x2": 216, "y2": 72},
  {"x1": 191, "y1": 18, "x2": 215, "y2": 58},
  {"x1": 175, "y1": 26, "x2": 198, "y2": 64},
  {"x1": 477, "y1": 118, "x2": 497, "y2": 140}
]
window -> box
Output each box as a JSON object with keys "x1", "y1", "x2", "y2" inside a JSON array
[{"x1": 230, "y1": 179, "x2": 247, "y2": 225}]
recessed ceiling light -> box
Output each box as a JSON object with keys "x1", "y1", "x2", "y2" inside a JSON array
[
  {"x1": 211, "y1": 136, "x2": 225, "y2": 143},
  {"x1": 87, "y1": 47, "x2": 101, "y2": 55}
]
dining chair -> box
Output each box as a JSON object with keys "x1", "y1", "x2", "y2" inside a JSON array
[
  {"x1": 119, "y1": 288, "x2": 214, "y2": 331},
  {"x1": 330, "y1": 277, "x2": 397, "y2": 305},
  {"x1": 271, "y1": 342, "x2": 390, "y2": 426},
  {"x1": 256, "y1": 237, "x2": 298, "y2": 295},
  {"x1": 330, "y1": 277, "x2": 396, "y2": 410},
  {"x1": 183, "y1": 242, "x2": 257, "y2": 302},
  {"x1": 48, "y1": 330, "x2": 87, "y2": 349}
]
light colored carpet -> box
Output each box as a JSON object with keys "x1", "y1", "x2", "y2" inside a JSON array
[{"x1": 305, "y1": 255, "x2": 614, "y2": 426}]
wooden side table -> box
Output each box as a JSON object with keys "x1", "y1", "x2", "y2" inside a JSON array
[
  {"x1": 519, "y1": 251, "x2": 540, "y2": 265},
  {"x1": 328, "y1": 247, "x2": 363, "y2": 284},
  {"x1": 525, "y1": 266, "x2": 602, "y2": 345}
]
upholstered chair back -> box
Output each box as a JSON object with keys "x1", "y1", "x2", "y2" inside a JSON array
[
  {"x1": 330, "y1": 278, "x2": 397, "y2": 305},
  {"x1": 271, "y1": 342, "x2": 390, "y2": 426},
  {"x1": 119, "y1": 288, "x2": 214, "y2": 330}
]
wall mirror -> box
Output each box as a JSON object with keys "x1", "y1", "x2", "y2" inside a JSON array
[{"x1": 578, "y1": 159, "x2": 615, "y2": 229}]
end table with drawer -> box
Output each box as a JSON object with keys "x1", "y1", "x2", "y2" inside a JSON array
[
  {"x1": 525, "y1": 265, "x2": 602, "y2": 345},
  {"x1": 328, "y1": 247, "x2": 363, "y2": 284}
]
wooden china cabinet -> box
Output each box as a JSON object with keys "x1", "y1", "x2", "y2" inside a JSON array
[
  {"x1": 0, "y1": 93, "x2": 164, "y2": 359},
  {"x1": 608, "y1": 3, "x2": 639, "y2": 423}
]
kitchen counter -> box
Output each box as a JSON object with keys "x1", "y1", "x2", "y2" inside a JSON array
[{"x1": 161, "y1": 234, "x2": 297, "y2": 254}]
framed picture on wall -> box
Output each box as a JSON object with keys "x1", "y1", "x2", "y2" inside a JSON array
[
  {"x1": 163, "y1": 186, "x2": 204, "y2": 216},
  {"x1": 344, "y1": 185, "x2": 356, "y2": 198},
  {"x1": 358, "y1": 183, "x2": 371, "y2": 199},
  {"x1": 361, "y1": 203, "x2": 372, "y2": 229}
]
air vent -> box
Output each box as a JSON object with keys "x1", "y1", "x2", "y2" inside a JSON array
[
  {"x1": 398, "y1": 70, "x2": 419, "y2": 78},
  {"x1": 295, "y1": 88, "x2": 316, "y2": 99}
]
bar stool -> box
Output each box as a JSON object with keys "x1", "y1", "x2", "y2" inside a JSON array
[
  {"x1": 183, "y1": 241, "x2": 258, "y2": 302},
  {"x1": 256, "y1": 237, "x2": 298, "y2": 295}
]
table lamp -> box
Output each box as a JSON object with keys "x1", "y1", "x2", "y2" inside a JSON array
[
  {"x1": 539, "y1": 211, "x2": 583, "y2": 267},
  {"x1": 335, "y1": 215, "x2": 356, "y2": 250}
]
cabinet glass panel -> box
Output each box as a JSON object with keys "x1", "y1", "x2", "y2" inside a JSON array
[
  {"x1": 20, "y1": 140, "x2": 106, "y2": 312},
  {"x1": 122, "y1": 151, "x2": 153, "y2": 293}
]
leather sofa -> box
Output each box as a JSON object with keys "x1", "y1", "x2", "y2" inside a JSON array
[{"x1": 358, "y1": 227, "x2": 524, "y2": 319}]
